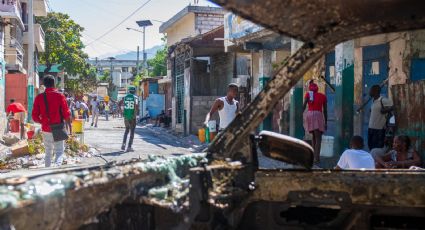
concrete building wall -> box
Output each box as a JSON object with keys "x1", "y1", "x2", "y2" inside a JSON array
[
  {"x1": 190, "y1": 96, "x2": 219, "y2": 134},
  {"x1": 352, "y1": 30, "x2": 425, "y2": 135},
  {"x1": 165, "y1": 12, "x2": 223, "y2": 47},
  {"x1": 251, "y1": 52, "x2": 260, "y2": 98},
  {"x1": 0, "y1": 27, "x2": 6, "y2": 134},
  {"x1": 209, "y1": 53, "x2": 235, "y2": 96},
  {"x1": 165, "y1": 14, "x2": 196, "y2": 47},
  {"x1": 195, "y1": 13, "x2": 223, "y2": 35},
  {"x1": 272, "y1": 50, "x2": 291, "y2": 133}
]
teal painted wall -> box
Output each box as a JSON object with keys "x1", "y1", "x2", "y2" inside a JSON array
[
  {"x1": 259, "y1": 76, "x2": 272, "y2": 131},
  {"x1": 290, "y1": 86, "x2": 304, "y2": 139},
  {"x1": 27, "y1": 85, "x2": 34, "y2": 122},
  {"x1": 335, "y1": 41, "x2": 355, "y2": 155}
]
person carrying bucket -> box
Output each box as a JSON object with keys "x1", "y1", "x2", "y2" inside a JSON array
[{"x1": 205, "y1": 83, "x2": 239, "y2": 133}]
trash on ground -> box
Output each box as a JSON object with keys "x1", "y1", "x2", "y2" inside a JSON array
[
  {"x1": 0, "y1": 133, "x2": 96, "y2": 170},
  {"x1": 2, "y1": 134, "x2": 19, "y2": 146}
]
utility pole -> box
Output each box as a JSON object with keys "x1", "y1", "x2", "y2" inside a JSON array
[
  {"x1": 143, "y1": 26, "x2": 146, "y2": 73},
  {"x1": 136, "y1": 46, "x2": 140, "y2": 76},
  {"x1": 135, "y1": 20, "x2": 152, "y2": 74},
  {"x1": 27, "y1": 0, "x2": 35, "y2": 122}
]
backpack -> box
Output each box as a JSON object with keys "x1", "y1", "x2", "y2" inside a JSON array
[{"x1": 380, "y1": 98, "x2": 395, "y2": 136}]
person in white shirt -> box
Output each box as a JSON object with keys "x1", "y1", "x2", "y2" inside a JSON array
[
  {"x1": 205, "y1": 83, "x2": 239, "y2": 131},
  {"x1": 90, "y1": 96, "x2": 100, "y2": 127},
  {"x1": 368, "y1": 85, "x2": 393, "y2": 150},
  {"x1": 336, "y1": 136, "x2": 375, "y2": 170}
]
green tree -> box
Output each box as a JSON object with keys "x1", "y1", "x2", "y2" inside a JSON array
[
  {"x1": 65, "y1": 67, "x2": 98, "y2": 96},
  {"x1": 37, "y1": 12, "x2": 88, "y2": 75},
  {"x1": 147, "y1": 38, "x2": 167, "y2": 77}
]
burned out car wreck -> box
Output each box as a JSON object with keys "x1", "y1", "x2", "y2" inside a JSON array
[{"x1": 2, "y1": 0, "x2": 425, "y2": 229}]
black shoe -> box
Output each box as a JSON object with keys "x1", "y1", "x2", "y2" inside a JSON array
[
  {"x1": 95, "y1": 124, "x2": 98, "y2": 128},
  {"x1": 91, "y1": 123, "x2": 93, "y2": 127},
  {"x1": 121, "y1": 144, "x2": 126, "y2": 151},
  {"x1": 126, "y1": 147, "x2": 134, "y2": 152}
]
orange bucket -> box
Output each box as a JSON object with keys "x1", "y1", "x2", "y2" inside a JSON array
[
  {"x1": 10, "y1": 119, "x2": 20, "y2": 132},
  {"x1": 198, "y1": 128, "x2": 206, "y2": 143}
]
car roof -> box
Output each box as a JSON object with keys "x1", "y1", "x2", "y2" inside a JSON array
[{"x1": 212, "y1": 0, "x2": 425, "y2": 45}]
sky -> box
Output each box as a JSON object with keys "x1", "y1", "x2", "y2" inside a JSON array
[{"x1": 49, "y1": 0, "x2": 218, "y2": 59}]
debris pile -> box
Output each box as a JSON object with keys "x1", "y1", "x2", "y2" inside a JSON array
[{"x1": 0, "y1": 133, "x2": 96, "y2": 170}]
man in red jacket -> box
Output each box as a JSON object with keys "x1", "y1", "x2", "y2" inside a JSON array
[
  {"x1": 6, "y1": 99, "x2": 26, "y2": 139},
  {"x1": 32, "y1": 75, "x2": 71, "y2": 167}
]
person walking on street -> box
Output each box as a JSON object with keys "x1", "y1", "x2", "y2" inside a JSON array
[
  {"x1": 122, "y1": 86, "x2": 139, "y2": 152},
  {"x1": 205, "y1": 83, "x2": 239, "y2": 132},
  {"x1": 6, "y1": 99, "x2": 27, "y2": 139},
  {"x1": 303, "y1": 80, "x2": 327, "y2": 165},
  {"x1": 32, "y1": 75, "x2": 71, "y2": 167},
  {"x1": 368, "y1": 85, "x2": 393, "y2": 150},
  {"x1": 79, "y1": 100, "x2": 90, "y2": 121},
  {"x1": 104, "y1": 101, "x2": 110, "y2": 121},
  {"x1": 90, "y1": 96, "x2": 100, "y2": 127}
]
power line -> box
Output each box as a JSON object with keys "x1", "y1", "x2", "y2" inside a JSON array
[
  {"x1": 82, "y1": 32, "x2": 132, "y2": 52},
  {"x1": 86, "y1": 0, "x2": 153, "y2": 46}
]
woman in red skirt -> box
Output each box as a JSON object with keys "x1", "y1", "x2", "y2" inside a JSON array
[{"x1": 303, "y1": 80, "x2": 327, "y2": 165}]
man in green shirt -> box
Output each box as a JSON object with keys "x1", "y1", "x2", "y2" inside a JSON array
[{"x1": 122, "y1": 86, "x2": 139, "y2": 152}]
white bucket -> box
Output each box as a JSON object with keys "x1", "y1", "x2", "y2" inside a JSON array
[
  {"x1": 320, "y1": 136, "x2": 334, "y2": 157},
  {"x1": 208, "y1": 120, "x2": 217, "y2": 133}
]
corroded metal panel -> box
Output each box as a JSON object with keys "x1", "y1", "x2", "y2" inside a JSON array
[
  {"x1": 212, "y1": 0, "x2": 425, "y2": 46},
  {"x1": 0, "y1": 154, "x2": 206, "y2": 229},
  {"x1": 392, "y1": 81, "x2": 425, "y2": 160},
  {"x1": 252, "y1": 170, "x2": 425, "y2": 208}
]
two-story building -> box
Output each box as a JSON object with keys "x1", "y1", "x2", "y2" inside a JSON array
[
  {"x1": 160, "y1": 6, "x2": 240, "y2": 135},
  {"x1": 87, "y1": 59, "x2": 138, "y2": 100},
  {"x1": 0, "y1": 0, "x2": 47, "y2": 130}
]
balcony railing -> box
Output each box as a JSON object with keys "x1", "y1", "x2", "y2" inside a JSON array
[{"x1": 8, "y1": 36, "x2": 24, "y2": 63}]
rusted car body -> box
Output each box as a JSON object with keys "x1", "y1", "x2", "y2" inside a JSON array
[{"x1": 1, "y1": 0, "x2": 425, "y2": 229}]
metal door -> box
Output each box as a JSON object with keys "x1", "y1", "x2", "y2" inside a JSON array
[
  {"x1": 325, "y1": 51, "x2": 336, "y2": 136},
  {"x1": 411, "y1": 58, "x2": 425, "y2": 81},
  {"x1": 175, "y1": 53, "x2": 185, "y2": 124},
  {"x1": 362, "y1": 44, "x2": 389, "y2": 144}
]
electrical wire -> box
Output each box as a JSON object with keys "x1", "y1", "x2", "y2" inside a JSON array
[
  {"x1": 86, "y1": 0, "x2": 153, "y2": 46},
  {"x1": 82, "y1": 32, "x2": 132, "y2": 53}
]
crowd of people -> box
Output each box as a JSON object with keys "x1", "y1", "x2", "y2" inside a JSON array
[
  {"x1": 8, "y1": 74, "x2": 423, "y2": 169},
  {"x1": 62, "y1": 93, "x2": 123, "y2": 127},
  {"x1": 300, "y1": 79, "x2": 422, "y2": 170}
]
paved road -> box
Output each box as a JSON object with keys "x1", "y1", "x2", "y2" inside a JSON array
[
  {"x1": 84, "y1": 117, "x2": 194, "y2": 163},
  {"x1": 0, "y1": 116, "x2": 194, "y2": 179}
]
